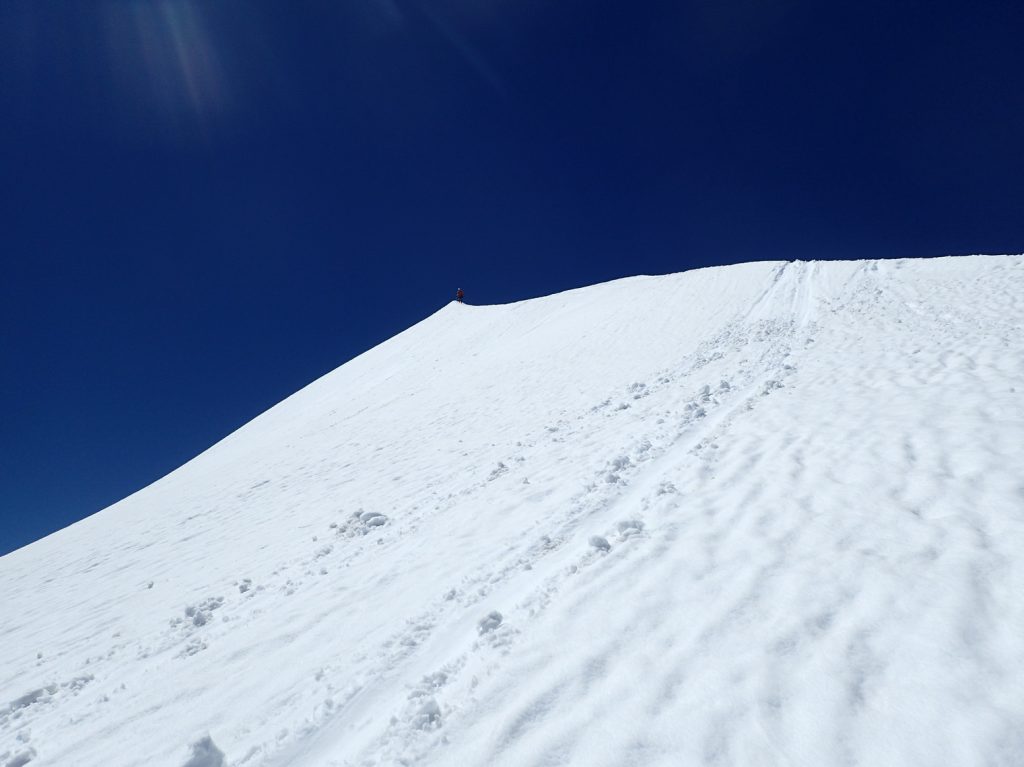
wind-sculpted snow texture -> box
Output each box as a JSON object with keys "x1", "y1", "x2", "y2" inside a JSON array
[{"x1": 2, "y1": 257, "x2": 1024, "y2": 767}]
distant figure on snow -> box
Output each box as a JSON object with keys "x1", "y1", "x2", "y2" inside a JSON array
[{"x1": 456, "y1": 287, "x2": 465, "y2": 303}]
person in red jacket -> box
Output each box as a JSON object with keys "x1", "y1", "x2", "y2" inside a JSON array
[{"x1": 456, "y1": 287, "x2": 465, "y2": 303}]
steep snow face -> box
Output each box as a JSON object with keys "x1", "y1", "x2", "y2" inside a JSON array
[{"x1": 2, "y1": 257, "x2": 1023, "y2": 767}]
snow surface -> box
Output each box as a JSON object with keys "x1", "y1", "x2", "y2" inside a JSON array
[{"x1": 2, "y1": 256, "x2": 1024, "y2": 767}]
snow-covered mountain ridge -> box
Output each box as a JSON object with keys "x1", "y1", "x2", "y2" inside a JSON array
[{"x1": 2, "y1": 256, "x2": 1023, "y2": 767}]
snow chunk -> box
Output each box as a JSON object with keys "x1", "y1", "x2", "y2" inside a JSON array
[
  {"x1": 184, "y1": 597, "x2": 224, "y2": 628},
  {"x1": 182, "y1": 736, "x2": 224, "y2": 767},
  {"x1": 616, "y1": 520, "x2": 645, "y2": 539},
  {"x1": 6, "y1": 749, "x2": 36, "y2": 767},
  {"x1": 589, "y1": 535, "x2": 611, "y2": 552},
  {"x1": 478, "y1": 611, "x2": 503, "y2": 634},
  {"x1": 412, "y1": 698, "x2": 442, "y2": 730},
  {"x1": 352, "y1": 510, "x2": 388, "y2": 529}
]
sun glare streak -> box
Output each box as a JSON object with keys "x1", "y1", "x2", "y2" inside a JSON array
[
  {"x1": 104, "y1": 0, "x2": 228, "y2": 140},
  {"x1": 160, "y1": 2, "x2": 224, "y2": 128},
  {"x1": 410, "y1": 1, "x2": 508, "y2": 100}
]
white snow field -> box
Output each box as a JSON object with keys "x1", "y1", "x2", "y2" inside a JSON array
[{"x1": 2, "y1": 256, "x2": 1024, "y2": 767}]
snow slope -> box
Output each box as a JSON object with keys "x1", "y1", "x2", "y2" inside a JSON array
[{"x1": 2, "y1": 256, "x2": 1023, "y2": 767}]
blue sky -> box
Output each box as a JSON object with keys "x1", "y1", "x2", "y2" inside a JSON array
[{"x1": 2, "y1": 0, "x2": 1023, "y2": 555}]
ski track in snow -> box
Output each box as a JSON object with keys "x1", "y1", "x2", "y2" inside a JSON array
[{"x1": 2, "y1": 257, "x2": 1024, "y2": 767}]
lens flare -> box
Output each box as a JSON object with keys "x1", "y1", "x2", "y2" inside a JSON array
[{"x1": 103, "y1": 0, "x2": 228, "y2": 138}]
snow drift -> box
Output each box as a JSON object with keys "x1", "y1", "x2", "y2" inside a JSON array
[{"x1": 2, "y1": 256, "x2": 1023, "y2": 767}]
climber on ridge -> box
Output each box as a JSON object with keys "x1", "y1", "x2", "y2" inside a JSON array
[{"x1": 456, "y1": 287, "x2": 465, "y2": 303}]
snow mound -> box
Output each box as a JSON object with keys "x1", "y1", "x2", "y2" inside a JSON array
[{"x1": 2, "y1": 256, "x2": 1023, "y2": 766}]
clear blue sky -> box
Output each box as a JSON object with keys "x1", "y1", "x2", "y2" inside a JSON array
[{"x1": 2, "y1": 0, "x2": 1022, "y2": 555}]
